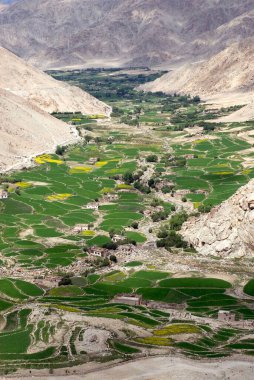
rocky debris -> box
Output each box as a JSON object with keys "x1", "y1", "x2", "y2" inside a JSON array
[
  {"x1": 75, "y1": 328, "x2": 111, "y2": 354},
  {"x1": 181, "y1": 180, "x2": 254, "y2": 258}
]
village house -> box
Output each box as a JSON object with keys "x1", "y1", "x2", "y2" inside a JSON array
[
  {"x1": 111, "y1": 294, "x2": 142, "y2": 306},
  {"x1": 175, "y1": 189, "x2": 191, "y2": 196},
  {"x1": 87, "y1": 246, "x2": 110, "y2": 258},
  {"x1": 184, "y1": 154, "x2": 195, "y2": 159},
  {"x1": 86, "y1": 202, "x2": 99, "y2": 210},
  {"x1": 103, "y1": 193, "x2": 118, "y2": 202},
  {"x1": 112, "y1": 235, "x2": 124, "y2": 243},
  {"x1": 155, "y1": 180, "x2": 174, "y2": 191},
  {"x1": 143, "y1": 241, "x2": 157, "y2": 249},
  {"x1": 218, "y1": 310, "x2": 236, "y2": 322},
  {"x1": 88, "y1": 157, "x2": 98, "y2": 165},
  {"x1": 0, "y1": 190, "x2": 8, "y2": 200},
  {"x1": 72, "y1": 224, "x2": 89, "y2": 234},
  {"x1": 118, "y1": 244, "x2": 134, "y2": 254}
]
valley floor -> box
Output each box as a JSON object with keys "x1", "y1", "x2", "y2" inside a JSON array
[{"x1": 1, "y1": 68, "x2": 254, "y2": 375}]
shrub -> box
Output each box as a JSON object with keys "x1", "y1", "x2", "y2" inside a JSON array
[
  {"x1": 146, "y1": 155, "x2": 158, "y2": 163},
  {"x1": 103, "y1": 242, "x2": 118, "y2": 250},
  {"x1": 151, "y1": 211, "x2": 169, "y2": 222},
  {"x1": 157, "y1": 230, "x2": 188, "y2": 250},
  {"x1": 198, "y1": 204, "x2": 212, "y2": 213},
  {"x1": 134, "y1": 181, "x2": 151, "y2": 194},
  {"x1": 123, "y1": 171, "x2": 134, "y2": 184},
  {"x1": 110, "y1": 255, "x2": 118, "y2": 263},
  {"x1": 56, "y1": 145, "x2": 66, "y2": 155},
  {"x1": 170, "y1": 211, "x2": 188, "y2": 231},
  {"x1": 131, "y1": 221, "x2": 139, "y2": 229},
  {"x1": 58, "y1": 276, "x2": 72, "y2": 286}
]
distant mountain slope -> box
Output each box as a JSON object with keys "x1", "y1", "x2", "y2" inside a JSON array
[
  {"x1": 181, "y1": 180, "x2": 254, "y2": 258},
  {"x1": 140, "y1": 39, "x2": 254, "y2": 97},
  {"x1": 0, "y1": 0, "x2": 254, "y2": 69},
  {"x1": 216, "y1": 102, "x2": 254, "y2": 123},
  {"x1": 0, "y1": 88, "x2": 79, "y2": 172},
  {"x1": 0, "y1": 47, "x2": 111, "y2": 115}
]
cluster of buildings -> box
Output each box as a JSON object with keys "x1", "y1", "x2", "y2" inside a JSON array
[
  {"x1": 84, "y1": 194, "x2": 118, "y2": 211},
  {"x1": 86, "y1": 202, "x2": 99, "y2": 210},
  {"x1": 0, "y1": 189, "x2": 8, "y2": 200},
  {"x1": 72, "y1": 224, "x2": 90, "y2": 234},
  {"x1": 218, "y1": 310, "x2": 236, "y2": 322},
  {"x1": 87, "y1": 246, "x2": 111, "y2": 258},
  {"x1": 111, "y1": 294, "x2": 143, "y2": 306}
]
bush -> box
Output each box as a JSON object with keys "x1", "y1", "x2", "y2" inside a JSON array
[
  {"x1": 134, "y1": 181, "x2": 151, "y2": 194},
  {"x1": 110, "y1": 255, "x2": 118, "y2": 263},
  {"x1": 151, "y1": 211, "x2": 169, "y2": 222},
  {"x1": 146, "y1": 155, "x2": 158, "y2": 163},
  {"x1": 157, "y1": 230, "x2": 188, "y2": 250},
  {"x1": 123, "y1": 171, "x2": 134, "y2": 184},
  {"x1": 170, "y1": 211, "x2": 188, "y2": 231},
  {"x1": 56, "y1": 145, "x2": 66, "y2": 155},
  {"x1": 103, "y1": 242, "x2": 118, "y2": 250},
  {"x1": 151, "y1": 198, "x2": 162, "y2": 207},
  {"x1": 58, "y1": 276, "x2": 72, "y2": 286},
  {"x1": 131, "y1": 222, "x2": 139, "y2": 229},
  {"x1": 198, "y1": 204, "x2": 212, "y2": 213},
  {"x1": 162, "y1": 186, "x2": 172, "y2": 194}
]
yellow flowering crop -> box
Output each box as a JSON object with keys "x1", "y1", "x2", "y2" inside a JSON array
[
  {"x1": 69, "y1": 166, "x2": 92, "y2": 174},
  {"x1": 80, "y1": 230, "x2": 95, "y2": 237},
  {"x1": 46, "y1": 193, "x2": 73, "y2": 201},
  {"x1": 35, "y1": 154, "x2": 64, "y2": 165}
]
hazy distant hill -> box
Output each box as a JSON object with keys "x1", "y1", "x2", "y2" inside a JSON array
[{"x1": 1, "y1": 0, "x2": 254, "y2": 69}]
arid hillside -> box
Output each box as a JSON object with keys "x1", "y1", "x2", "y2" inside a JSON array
[
  {"x1": 0, "y1": 47, "x2": 111, "y2": 115},
  {"x1": 1, "y1": 0, "x2": 254, "y2": 69},
  {"x1": 140, "y1": 39, "x2": 254, "y2": 97},
  {"x1": 0, "y1": 88, "x2": 79, "y2": 172},
  {"x1": 181, "y1": 180, "x2": 254, "y2": 259}
]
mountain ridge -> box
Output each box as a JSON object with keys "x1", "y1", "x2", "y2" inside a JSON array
[{"x1": 1, "y1": 0, "x2": 254, "y2": 69}]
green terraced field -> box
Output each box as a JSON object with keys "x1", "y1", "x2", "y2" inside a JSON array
[{"x1": 1, "y1": 67, "x2": 254, "y2": 370}]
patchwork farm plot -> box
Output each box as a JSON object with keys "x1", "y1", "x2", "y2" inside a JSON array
[
  {"x1": 0, "y1": 142, "x2": 160, "y2": 269},
  {"x1": 0, "y1": 270, "x2": 254, "y2": 371},
  {"x1": 170, "y1": 135, "x2": 254, "y2": 207},
  {"x1": 1, "y1": 68, "x2": 254, "y2": 372}
]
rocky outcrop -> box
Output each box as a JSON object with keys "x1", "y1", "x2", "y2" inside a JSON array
[{"x1": 181, "y1": 180, "x2": 254, "y2": 258}]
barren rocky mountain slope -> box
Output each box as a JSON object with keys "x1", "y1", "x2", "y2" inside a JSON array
[
  {"x1": 0, "y1": 47, "x2": 111, "y2": 115},
  {"x1": 181, "y1": 180, "x2": 254, "y2": 259},
  {"x1": 0, "y1": 88, "x2": 79, "y2": 172},
  {"x1": 217, "y1": 101, "x2": 254, "y2": 123},
  {"x1": 1, "y1": 0, "x2": 254, "y2": 69},
  {"x1": 140, "y1": 38, "x2": 254, "y2": 97}
]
